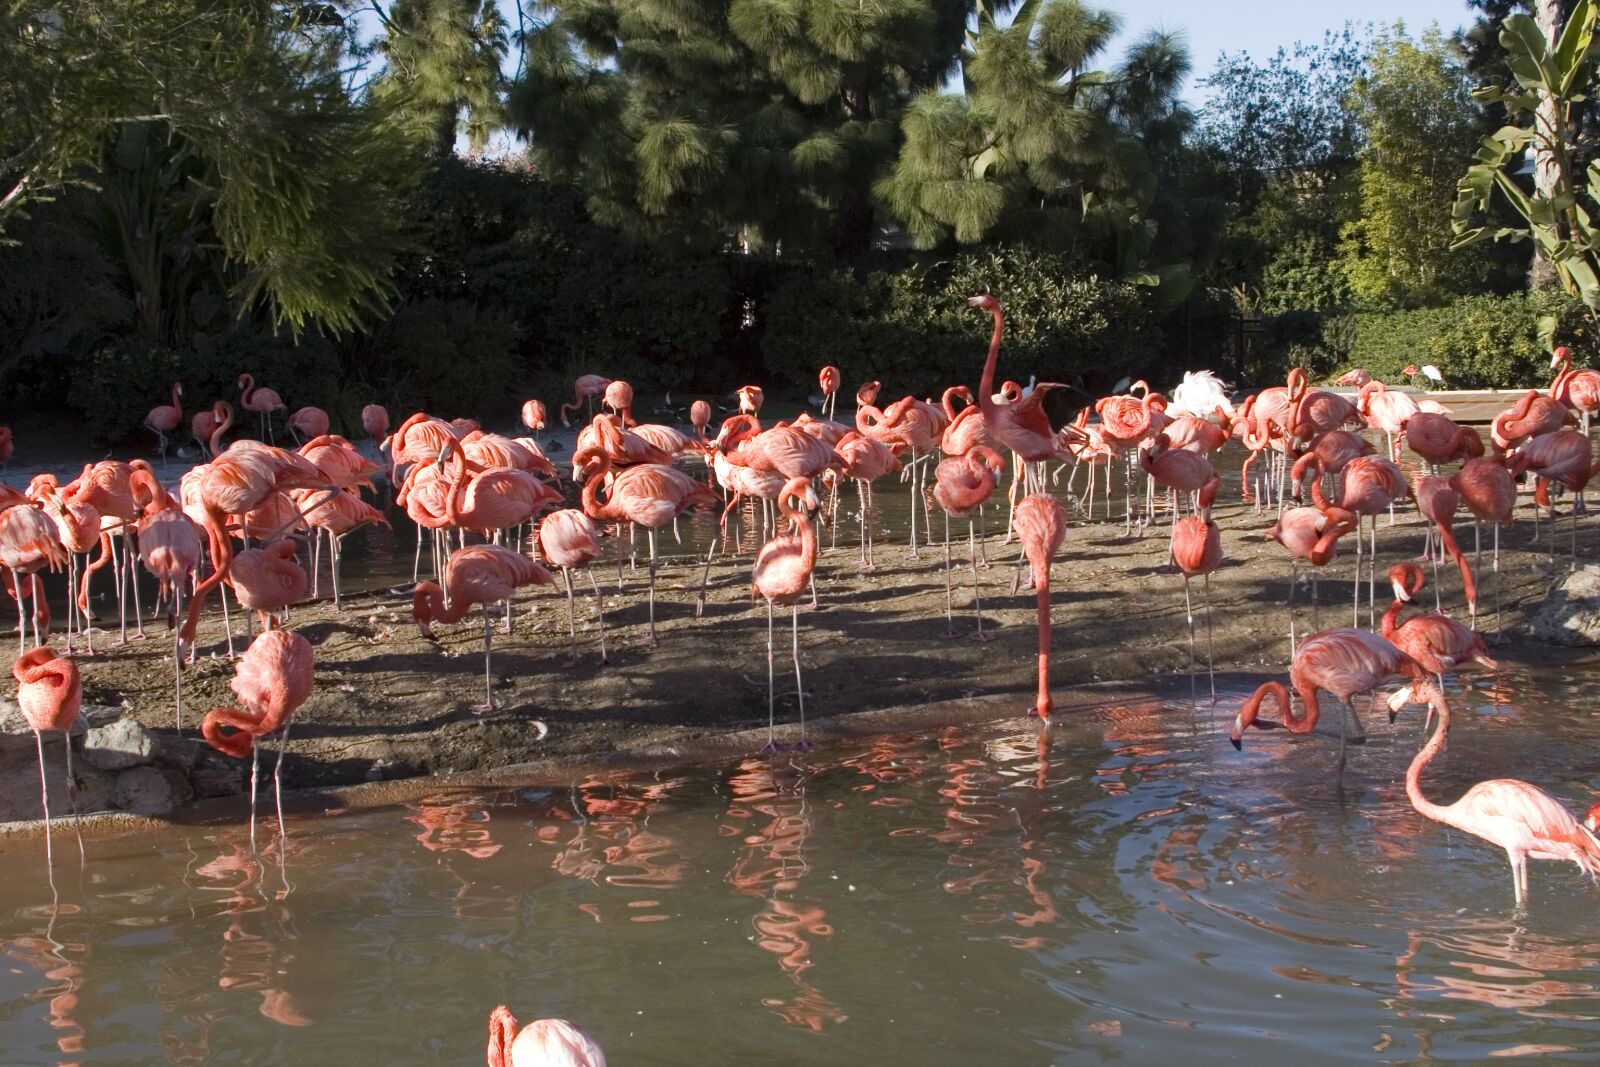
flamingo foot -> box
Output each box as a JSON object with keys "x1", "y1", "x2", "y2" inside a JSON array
[
  {"x1": 760, "y1": 740, "x2": 783, "y2": 756},
  {"x1": 972, "y1": 630, "x2": 996, "y2": 643},
  {"x1": 792, "y1": 738, "x2": 814, "y2": 753},
  {"x1": 471, "y1": 702, "x2": 496, "y2": 715}
]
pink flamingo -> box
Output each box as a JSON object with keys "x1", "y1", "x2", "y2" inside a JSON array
[
  {"x1": 818, "y1": 365, "x2": 841, "y2": 420},
  {"x1": 136, "y1": 481, "x2": 203, "y2": 725},
  {"x1": 603, "y1": 380, "x2": 636, "y2": 426},
  {"x1": 361, "y1": 403, "x2": 390, "y2": 444},
  {"x1": 1413, "y1": 475, "x2": 1476, "y2": 615},
  {"x1": 536, "y1": 509, "x2": 608, "y2": 665},
  {"x1": 520, "y1": 399, "x2": 547, "y2": 451},
  {"x1": 1171, "y1": 514, "x2": 1223, "y2": 702},
  {"x1": 237, "y1": 373, "x2": 287, "y2": 442},
  {"x1": 293, "y1": 488, "x2": 388, "y2": 608},
  {"x1": 192, "y1": 401, "x2": 234, "y2": 458},
  {"x1": 13, "y1": 647, "x2": 82, "y2": 867},
  {"x1": 1550, "y1": 345, "x2": 1600, "y2": 432},
  {"x1": 66, "y1": 460, "x2": 144, "y2": 642},
  {"x1": 1016, "y1": 494, "x2": 1068, "y2": 720},
  {"x1": 560, "y1": 374, "x2": 612, "y2": 426},
  {"x1": 939, "y1": 385, "x2": 999, "y2": 457},
  {"x1": 1287, "y1": 380, "x2": 1362, "y2": 442},
  {"x1": 0, "y1": 501, "x2": 65, "y2": 653},
  {"x1": 384, "y1": 412, "x2": 460, "y2": 482},
  {"x1": 1139, "y1": 432, "x2": 1221, "y2": 526},
  {"x1": 1451, "y1": 456, "x2": 1517, "y2": 631},
  {"x1": 286, "y1": 406, "x2": 329, "y2": 444},
  {"x1": 1406, "y1": 412, "x2": 1482, "y2": 470},
  {"x1": 488, "y1": 1006, "x2": 606, "y2": 1067},
  {"x1": 1311, "y1": 454, "x2": 1409, "y2": 626},
  {"x1": 1391, "y1": 679, "x2": 1600, "y2": 907},
  {"x1": 737, "y1": 385, "x2": 765, "y2": 416},
  {"x1": 439, "y1": 438, "x2": 563, "y2": 542},
  {"x1": 1357, "y1": 379, "x2": 1420, "y2": 458},
  {"x1": 412, "y1": 544, "x2": 554, "y2": 711},
  {"x1": 228, "y1": 539, "x2": 309, "y2": 635},
  {"x1": 34, "y1": 483, "x2": 98, "y2": 652},
  {"x1": 932, "y1": 446, "x2": 1004, "y2": 640},
  {"x1": 461, "y1": 431, "x2": 557, "y2": 479},
  {"x1": 1491, "y1": 389, "x2": 1571, "y2": 452},
  {"x1": 577, "y1": 447, "x2": 716, "y2": 645},
  {"x1": 1231, "y1": 627, "x2": 1421, "y2": 774},
  {"x1": 200, "y1": 629, "x2": 314, "y2": 848},
  {"x1": 1163, "y1": 410, "x2": 1231, "y2": 456},
  {"x1": 144, "y1": 381, "x2": 183, "y2": 461},
  {"x1": 1267, "y1": 504, "x2": 1358, "y2": 649},
  {"x1": 689, "y1": 400, "x2": 712, "y2": 446},
  {"x1": 833, "y1": 430, "x2": 901, "y2": 568},
  {"x1": 751, "y1": 477, "x2": 820, "y2": 750},
  {"x1": 1335, "y1": 368, "x2": 1372, "y2": 387},
  {"x1": 300, "y1": 434, "x2": 385, "y2": 495},
  {"x1": 969, "y1": 296, "x2": 1063, "y2": 481},
  {"x1": 1382, "y1": 563, "x2": 1495, "y2": 689},
  {"x1": 1508, "y1": 429, "x2": 1600, "y2": 567},
  {"x1": 855, "y1": 393, "x2": 943, "y2": 554},
  {"x1": 1289, "y1": 430, "x2": 1373, "y2": 502}
]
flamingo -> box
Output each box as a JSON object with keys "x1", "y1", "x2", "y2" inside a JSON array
[
  {"x1": 689, "y1": 400, "x2": 712, "y2": 447},
  {"x1": 1167, "y1": 369, "x2": 1234, "y2": 418},
  {"x1": 1311, "y1": 454, "x2": 1409, "y2": 626},
  {"x1": 35, "y1": 484, "x2": 99, "y2": 653},
  {"x1": 1171, "y1": 514, "x2": 1223, "y2": 703},
  {"x1": 1382, "y1": 563, "x2": 1495, "y2": 689},
  {"x1": 228, "y1": 539, "x2": 309, "y2": 633},
  {"x1": 439, "y1": 438, "x2": 562, "y2": 542},
  {"x1": 751, "y1": 477, "x2": 820, "y2": 751},
  {"x1": 1355, "y1": 379, "x2": 1419, "y2": 459},
  {"x1": 488, "y1": 1006, "x2": 606, "y2": 1067},
  {"x1": 1390, "y1": 679, "x2": 1600, "y2": 907},
  {"x1": 65, "y1": 460, "x2": 144, "y2": 643},
  {"x1": 237, "y1": 373, "x2": 287, "y2": 442},
  {"x1": 1016, "y1": 494, "x2": 1067, "y2": 720},
  {"x1": 0, "y1": 501, "x2": 66, "y2": 653},
  {"x1": 737, "y1": 385, "x2": 764, "y2": 416},
  {"x1": 576, "y1": 447, "x2": 716, "y2": 645},
  {"x1": 1550, "y1": 345, "x2": 1600, "y2": 432},
  {"x1": 1231, "y1": 627, "x2": 1421, "y2": 774},
  {"x1": 817, "y1": 365, "x2": 841, "y2": 420},
  {"x1": 833, "y1": 431, "x2": 901, "y2": 569},
  {"x1": 1406, "y1": 412, "x2": 1481, "y2": 471},
  {"x1": 969, "y1": 295, "x2": 1066, "y2": 493},
  {"x1": 1139, "y1": 432, "x2": 1221, "y2": 535},
  {"x1": 855, "y1": 394, "x2": 944, "y2": 554},
  {"x1": 602, "y1": 380, "x2": 636, "y2": 426},
  {"x1": 192, "y1": 401, "x2": 234, "y2": 458},
  {"x1": 136, "y1": 482, "x2": 203, "y2": 725},
  {"x1": 1335, "y1": 368, "x2": 1372, "y2": 387},
  {"x1": 1163, "y1": 411, "x2": 1231, "y2": 456},
  {"x1": 1508, "y1": 429, "x2": 1599, "y2": 567},
  {"x1": 1267, "y1": 504, "x2": 1358, "y2": 649},
  {"x1": 200, "y1": 629, "x2": 314, "y2": 848},
  {"x1": 144, "y1": 381, "x2": 183, "y2": 461},
  {"x1": 12, "y1": 647, "x2": 82, "y2": 868},
  {"x1": 1451, "y1": 456, "x2": 1517, "y2": 631},
  {"x1": 361, "y1": 403, "x2": 390, "y2": 445},
  {"x1": 412, "y1": 544, "x2": 554, "y2": 712},
  {"x1": 384, "y1": 412, "x2": 461, "y2": 483},
  {"x1": 932, "y1": 446, "x2": 1003, "y2": 640},
  {"x1": 560, "y1": 374, "x2": 612, "y2": 426},
  {"x1": 286, "y1": 406, "x2": 330, "y2": 444},
  {"x1": 1491, "y1": 390, "x2": 1571, "y2": 452},
  {"x1": 1289, "y1": 430, "x2": 1373, "y2": 502},
  {"x1": 536, "y1": 509, "x2": 608, "y2": 665},
  {"x1": 1287, "y1": 380, "x2": 1362, "y2": 442},
  {"x1": 300, "y1": 434, "x2": 386, "y2": 494},
  {"x1": 939, "y1": 386, "x2": 999, "y2": 457},
  {"x1": 1413, "y1": 475, "x2": 1477, "y2": 615}
]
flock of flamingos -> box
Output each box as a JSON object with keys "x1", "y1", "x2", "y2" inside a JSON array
[{"x1": 8, "y1": 295, "x2": 1600, "y2": 1061}]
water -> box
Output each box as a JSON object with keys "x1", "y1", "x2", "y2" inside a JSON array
[{"x1": 1, "y1": 667, "x2": 1598, "y2": 1064}]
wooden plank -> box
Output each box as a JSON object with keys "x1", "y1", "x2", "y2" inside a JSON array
[{"x1": 1322, "y1": 387, "x2": 1535, "y2": 425}]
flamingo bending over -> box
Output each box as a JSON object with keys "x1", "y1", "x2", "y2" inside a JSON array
[
  {"x1": 488, "y1": 1006, "x2": 606, "y2": 1067},
  {"x1": 752, "y1": 477, "x2": 820, "y2": 750},
  {"x1": 817, "y1": 366, "x2": 841, "y2": 421},
  {"x1": 413, "y1": 545, "x2": 554, "y2": 711},
  {"x1": 286, "y1": 406, "x2": 329, "y2": 444},
  {"x1": 1451, "y1": 456, "x2": 1517, "y2": 631},
  {"x1": 1382, "y1": 564, "x2": 1495, "y2": 689},
  {"x1": 13, "y1": 647, "x2": 82, "y2": 868},
  {"x1": 560, "y1": 375, "x2": 612, "y2": 426},
  {"x1": 536, "y1": 509, "x2": 608, "y2": 665},
  {"x1": 1266, "y1": 504, "x2": 1358, "y2": 650}
]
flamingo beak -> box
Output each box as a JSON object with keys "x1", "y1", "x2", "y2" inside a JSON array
[
  {"x1": 1229, "y1": 715, "x2": 1243, "y2": 750},
  {"x1": 1393, "y1": 579, "x2": 1410, "y2": 602},
  {"x1": 1386, "y1": 686, "x2": 1414, "y2": 724}
]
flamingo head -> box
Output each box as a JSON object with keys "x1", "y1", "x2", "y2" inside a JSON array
[
  {"x1": 967, "y1": 293, "x2": 999, "y2": 311},
  {"x1": 1389, "y1": 562, "x2": 1423, "y2": 603},
  {"x1": 236, "y1": 373, "x2": 251, "y2": 389},
  {"x1": 1552, "y1": 347, "x2": 1571, "y2": 368},
  {"x1": 1585, "y1": 801, "x2": 1600, "y2": 832},
  {"x1": 412, "y1": 582, "x2": 440, "y2": 639},
  {"x1": 856, "y1": 381, "x2": 881, "y2": 406}
]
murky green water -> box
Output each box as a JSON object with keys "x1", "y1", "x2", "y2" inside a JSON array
[{"x1": 1, "y1": 667, "x2": 1598, "y2": 1064}]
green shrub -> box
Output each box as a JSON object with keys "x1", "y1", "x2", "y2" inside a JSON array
[
  {"x1": 68, "y1": 338, "x2": 188, "y2": 444},
  {"x1": 355, "y1": 298, "x2": 521, "y2": 418},
  {"x1": 761, "y1": 248, "x2": 1161, "y2": 399}
]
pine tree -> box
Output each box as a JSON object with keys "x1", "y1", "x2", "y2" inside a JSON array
[{"x1": 369, "y1": 0, "x2": 510, "y2": 156}]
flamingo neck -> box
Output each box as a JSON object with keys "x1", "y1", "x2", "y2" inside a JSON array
[
  {"x1": 1404, "y1": 693, "x2": 1453, "y2": 824},
  {"x1": 201, "y1": 705, "x2": 264, "y2": 758},
  {"x1": 210, "y1": 405, "x2": 233, "y2": 456},
  {"x1": 414, "y1": 581, "x2": 471, "y2": 633},
  {"x1": 977, "y1": 306, "x2": 1004, "y2": 419}
]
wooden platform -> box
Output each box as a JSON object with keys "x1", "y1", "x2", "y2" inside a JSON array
[{"x1": 1324, "y1": 387, "x2": 1534, "y2": 425}]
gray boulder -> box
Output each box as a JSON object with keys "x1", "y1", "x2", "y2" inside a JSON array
[
  {"x1": 1529, "y1": 565, "x2": 1600, "y2": 646},
  {"x1": 83, "y1": 717, "x2": 156, "y2": 770},
  {"x1": 111, "y1": 765, "x2": 178, "y2": 816}
]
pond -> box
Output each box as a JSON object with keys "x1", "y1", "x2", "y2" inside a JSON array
[{"x1": 1, "y1": 664, "x2": 1596, "y2": 1065}]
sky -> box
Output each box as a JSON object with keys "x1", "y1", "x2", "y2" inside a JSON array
[{"x1": 1117, "y1": 0, "x2": 1481, "y2": 103}]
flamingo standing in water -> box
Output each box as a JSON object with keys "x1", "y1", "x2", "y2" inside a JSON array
[
  {"x1": 201, "y1": 628, "x2": 314, "y2": 849},
  {"x1": 192, "y1": 401, "x2": 234, "y2": 458},
  {"x1": 1267, "y1": 505, "x2": 1358, "y2": 650},
  {"x1": 1232, "y1": 627, "x2": 1420, "y2": 774},
  {"x1": 1451, "y1": 456, "x2": 1517, "y2": 631},
  {"x1": 1016, "y1": 494, "x2": 1067, "y2": 720},
  {"x1": 1491, "y1": 389, "x2": 1571, "y2": 452},
  {"x1": 361, "y1": 403, "x2": 390, "y2": 445},
  {"x1": 13, "y1": 647, "x2": 82, "y2": 868},
  {"x1": 933, "y1": 446, "x2": 1004, "y2": 640},
  {"x1": 487, "y1": 1006, "x2": 606, "y2": 1067},
  {"x1": 560, "y1": 374, "x2": 612, "y2": 426},
  {"x1": 536, "y1": 509, "x2": 607, "y2": 665},
  {"x1": 413, "y1": 544, "x2": 554, "y2": 712},
  {"x1": 237, "y1": 373, "x2": 287, "y2": 442},
  {"x1": 1357, "y1": 379, "x2": 1420, "y2": 459},
  {"x1": 1382, "y1": 563, "x2": 1495, "y2": 691},
  {"x1": 689, "y1": 400, "x2": 712, "y2": 446},
  {"x1": 144, "y1": 381, "x2": 183, "y2": 461},
  {"x1": 817, "y1": 366, "x2": 841, "y2": 421},
  {"x1": 1390, "y1": 679, "x2": 1600, "y2": 908},
  {"x1": 1171, "y1": 514, "x2": 1223, "y2": 703},
  {"x1": 751, "y1": 477, "x2": 819, "y2": 751}
]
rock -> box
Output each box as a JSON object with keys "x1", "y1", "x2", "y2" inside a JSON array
[
  {"x1": 0, "y1": 746, "x2": 116, "y2": 823},
  {"x1": 1529, "y1": 565, "x2": 1600, "y2": 645},
  {"x1": 0, "y1": 697, "x2": 86, "y2": 753},
  {"x1": 152, "y1": 732, "x2": 199, "y2": 771},
  {"x1": 192, "y1": 754, "x2": 244, "y2": 798},
  {"x1": 111, "y1": 765, "x2": 177, "y2": 816},
  {"x1": 83, "y1": 717, "x2": 156, "y2": 770}
]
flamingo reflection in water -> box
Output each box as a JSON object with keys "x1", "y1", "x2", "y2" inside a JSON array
[
  {"x1": 725, "y1": 759, "x2": 846, "y2": 1032},
  {"x1": 3, "y1": 908, "x2": 88, "y2": 1062},
  {"x1": 407, "y1": 794, "x2": 525, "y2": 921},
  {"x1": 540, "y1": 773, "x2": 688, "y2": 921}
]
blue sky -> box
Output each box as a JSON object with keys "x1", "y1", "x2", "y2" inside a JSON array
[{"x1": 1112, "y1": 0, "x2": 1480, "y2": 103}]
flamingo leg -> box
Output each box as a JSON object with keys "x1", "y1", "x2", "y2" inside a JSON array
[
  {"x1": 969, "y1": 520, "x2": 990, "y2": 642},
  {"x1": 477, "y1": 603, "x2": 496, "y2": 713},
  {"x1": 562, "y1": 566, "x2": 579, "y2": 665},
  {"x1": 273, "y1": 721, "x2": 292, "y2": 844},
  {"x1": 908, "y1": 447, "x2": 919, "y2": 557},
  {"x1": 792, "y1": 603, "x2": 809, "y2": 750},
  {"x1": 695, "y1": 537, "x2": 717, "y2": 619},
  {"x1": 1288, "y1": 558, "x2": 1298, "y2": 655},
  {"x1": 645, "y1": 527, "x2": 659, "y2": 645},
  {"x1": 126, "y1": 532, "x2": 145, "y2": 640},
  {"x1": 582, "y1": 568, "x2": 609, "y2": 663},
  {"x1": 942, "y1": 513, "x2": 956, "y2": 639},
  {"x1": 1370, "y1": 514, "x2": 1379, "y2": 629},
  {"x1": 34, "y1": 729, "x2": 53, "y2": 871},
  {"x1": 1204, "y1": 572, "x2": 1217, "y2": 703},
  {"x1": 857, "y1": 480, "x2": 868, "y2": 567},
  {"x1": 11, "y1": 567, "x2": 24, "y2": 655},
  {"x1": 1184, "y1": 574, "x2": 1197, "y2": 706},
  {"x1": 763, "y1": 599, "x2": 777, "y2": 753},
  {"x1": 249, "y1": 743, "x2": 260, "y2": 853}
]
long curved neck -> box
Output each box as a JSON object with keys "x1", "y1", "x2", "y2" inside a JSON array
[
  {"x1": 442, "y1": 439, "x2": 468, "y2": 524},
  {"x1": 1310, "y1": 513, "x2": 1351, "y2": 565},
  {"x1": 1405, "y1": 695, "x2": 1453, "y2": 824},
  {"x1": 977, "y1": 306, "x2": 1004, "y2": 416},
  {"x1": 201, "y1": 705, "x2": 265, "y2": 758},
  {"x1": 211, "y1": 405, "x2": 233, "y2": 456},
  {"x1": 240, "y1": 375, "x2": 255, "y2": 406},
  {"x1": 170, "y1": 382, "x2": 182, "y2": 412},
  {"x1": 579, "y1": 455, "x2": 618, "y2": 522},
  {"x1": 1287, "y1": 676, "x2": 1320, "y2": 733},
  {"x1": 1381, "y1": 593, "x2": 1404, "y2": 640},
  {"x1": 181, "y1": 503, "x2": 234, "y2": 649},
  {"x1": 420, "y1": 581, "x2": 472, "y2": 628}
]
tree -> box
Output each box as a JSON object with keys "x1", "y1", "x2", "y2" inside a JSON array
[
  {"x1": 876, "y1": 0, "x2": 1212, "y2": 294},
  {"x1": 509, "y1": 0, "x2": 969, "y2": 256},
  {"x1": 1, "y1": 1, "x2": 421, "y2": 333},
  {"x1": 1453, "y1": 0, "x2": 1600, "y2": 323},
  {"x1": 1340, "y1": 25, "x2": 1494, "y2": 306},
  {"x1": 368, "y1": 0, "x2": 509, "y2": 156}
]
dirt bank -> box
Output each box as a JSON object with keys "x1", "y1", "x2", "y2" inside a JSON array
[{"x1": 22, "y1": 488, "x2": 1584, "y2": 825}]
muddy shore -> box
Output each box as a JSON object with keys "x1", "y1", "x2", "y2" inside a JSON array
[{"x1": 4, "y1": 482, "x2": 1591, "y2": 833}]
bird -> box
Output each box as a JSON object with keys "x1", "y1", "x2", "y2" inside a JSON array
[
  {"x1": 1402, "y1": 363, "x2": 1445, "y2": 386},
  {"x1": 577, "y1": 446, "x2": 717, "y2": 645},
  {"x1": 1381, "y1": 563, "x2": 1495, "y2": 689},
  {"x1": 144, "y1": 381, "x2": 183, "y2": 462},
  {"x1": 437, "y1": 438, "x2": 562, "y2": 541},
  {"x1": 1335, "y1": 368, "x2": 1372, "y2": 387},
  {"x1": 602, "y1": 380, "x2": 636, "y2": 426},
  {"x1": 1550, "y1": 346, "x2": 1600, "y2": 432},
  {"x1": 300, "y1": 434, "x2": 386, "y2": 494},
  {"x1": 520, "y1": 399, "x2": 547, "y2": 450},
  {"x1": 237, "y1": 373, "x2": 287, "y2": 442},
  {"x1": 1232, "y1": 627, "x2": 1420, "y2": 774},
  {"x1": 487, "y1": 1006, "x2": 606, "y2": 1067},
  {"x1": 0, "y1": 500, "x2": 66, "y2": 654},
  {"x1": 294, "y1": 488, "x2": 388, "y2": 609},
  {"x1": 1266, "y1": 504, "x2": 1357, "y2": 650},
  {"x1": 1289, "y1": 430, "x2": 1373, "y2": 502},
  {"x1": 361, "y1": 403, "x2": 390, "y2": 445},
  {"x1": 560, "y1": 375, "x2": 613, "y2": 426},
  {"x1": 286, "y1": 406, "x2": 330, "y2": 445},
  {"x1": 1139, "y1": 432, "x2": 1221, "y2": 523},
  {"x1": 1171, "y1": 514, "x2": 1223, "y2": 703},
  {"x1": 228, "y1": 539, "x2": 309, "y2": 636},
  {"x1": 1508, "y1": 428, "x2": 1600, "y2": 568},
  {"x1": 751, "y1": 477, "x2": 820, "y2": 751},
  {"x1": 33, "y1": 482, "x2": 99, "y2": 653},
  {"x1": 1015, "y1": 493, "x2": 1068, "y2": 720},
  {"x1": 833, "y1": 431, "x2": 901, "y2": 569},
  {"x1": 1287, "y1": 380, "x2": 1362, "y2": 442},
  {"x1": 136, "y1": 483, "x2": 203, "y2": 726},
  {"x1": 855, "y1": 394, "x2": 943, "y2": 555},
  {"x1": 933, "y1": 446, "x2": 1004, "y2": 640},
  {"x1": 412, "y1": 544, "x2": 554, "y2": 712},
  {"x1": 192, "y1": 401, "x2": 234, "y2": 458},
  {"x1": 13, "y1": 647, "x2": 82, "y2": 868},
  {"x1": 1310, "y1": 454, "x2": 1410, "y2": 627},
  {"x1": 970, "y1": 295, "x2": 1066, "y2": 488},
  {"x1": 689, "y1": 400, "x2": 712, "y2": 447},
  {"x1": 737, "y1": 385, "x2": 764, "y2": 416},
  {"x1": 1406, "y1": 412, "x2": 1482, "y2": 471},
  {"x1": 1390, "y1": 679, "x2": 1600, "y2": 908},
  {"x1": 1450, "y1": 456, "x2": 1517, "y2": 632},
  {"x1": 1167, "y1": 369, "x2": 1235, "y2": 418},
  {"x1": 201, "y1": 629, "x2": 314, "y2": 849},
  {"x1": 817, "y1": 365, "x2": 841, "y2": 421},
  {"x1": 1356, "y1": 379, "x2": 1419, "y2": 458},
  {"x1": 1413, "y1": 474, "x2": 1476, "y2": 615},
  {"x1": 536, "y1": 509, "x2": 608, "y2": 666},
  {"x1": 1491, "y1": 390, "x2": 1571, "y2": 452}
]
